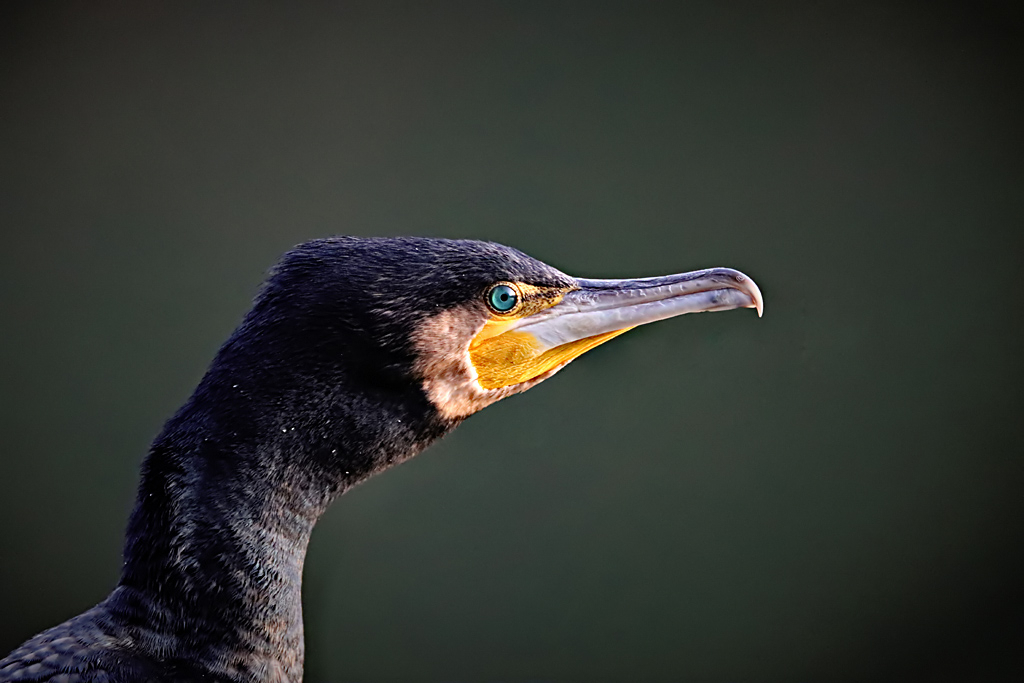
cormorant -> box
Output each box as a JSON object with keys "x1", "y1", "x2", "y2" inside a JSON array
[{"x1": 0, "y1": 237, "x2": 762, "y2": 683}]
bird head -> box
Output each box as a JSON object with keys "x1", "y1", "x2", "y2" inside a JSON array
[{"x1": 239, "y1": 236, "x2": 762, "y2": 423}]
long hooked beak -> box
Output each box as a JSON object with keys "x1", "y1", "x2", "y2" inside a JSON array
[
  {"x1": 517, "y1": 267, "x2": 763, "y2": 350},
  {"x1": 469, "y1": 267, "x2": 763, "y2": 391}
]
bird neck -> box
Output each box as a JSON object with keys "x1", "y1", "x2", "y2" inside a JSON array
[{"x1": 105, "y1": 366, "x2": 454, "y2": 682}]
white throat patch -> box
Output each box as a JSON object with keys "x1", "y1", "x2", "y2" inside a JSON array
[{"x1": 411, "y1": 305, "x2": 563, "y2": 420}]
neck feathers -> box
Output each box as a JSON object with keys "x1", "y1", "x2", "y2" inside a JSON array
[{"x1": 107, "y1": 359, "x2": 455, "y2": 681}]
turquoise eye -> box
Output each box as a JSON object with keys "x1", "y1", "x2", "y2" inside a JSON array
[{"x1": 487, "y1": 284, "x2": 518, "y2": 313}]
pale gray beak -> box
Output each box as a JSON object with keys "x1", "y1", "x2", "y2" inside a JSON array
[{"x1": 514, "y1": 268, "x2": 763, "y2": 351}]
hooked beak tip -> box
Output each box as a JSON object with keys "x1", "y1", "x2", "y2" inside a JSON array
[{"x1": 730, "y1": 271, "x2": 764, "y2": 318}]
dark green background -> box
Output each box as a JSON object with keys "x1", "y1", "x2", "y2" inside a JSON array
[{"x1": 2, "y1": 2, "x2": 1022, "y2": 681}]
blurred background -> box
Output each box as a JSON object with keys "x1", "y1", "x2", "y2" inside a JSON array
[{"x1": 1, "y1": 2, "x2": 1022, "y2": 681}]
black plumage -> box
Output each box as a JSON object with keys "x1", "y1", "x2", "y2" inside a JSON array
[
  {"x1": 0, "y1": 238, "x2": 575, "y2": 683},
  {"x1": 1, "y1": 236, "x2": 762, "y2": 682}
]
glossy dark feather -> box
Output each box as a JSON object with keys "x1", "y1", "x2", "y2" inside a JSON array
[{"x1": 1, "y1": 237, "x2": 572, "y2": 683}]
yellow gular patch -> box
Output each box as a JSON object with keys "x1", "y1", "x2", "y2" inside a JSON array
[
  {"x1": 469, "y1": 281, "x2": 636, "y2": 390},
  {"x1": 470, "y1": 327, "x2": 635, "y2": 390}
]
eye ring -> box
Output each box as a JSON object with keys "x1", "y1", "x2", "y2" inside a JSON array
[{"x1": 486, "y1": 282, "x2": 520, "y2": 314}]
